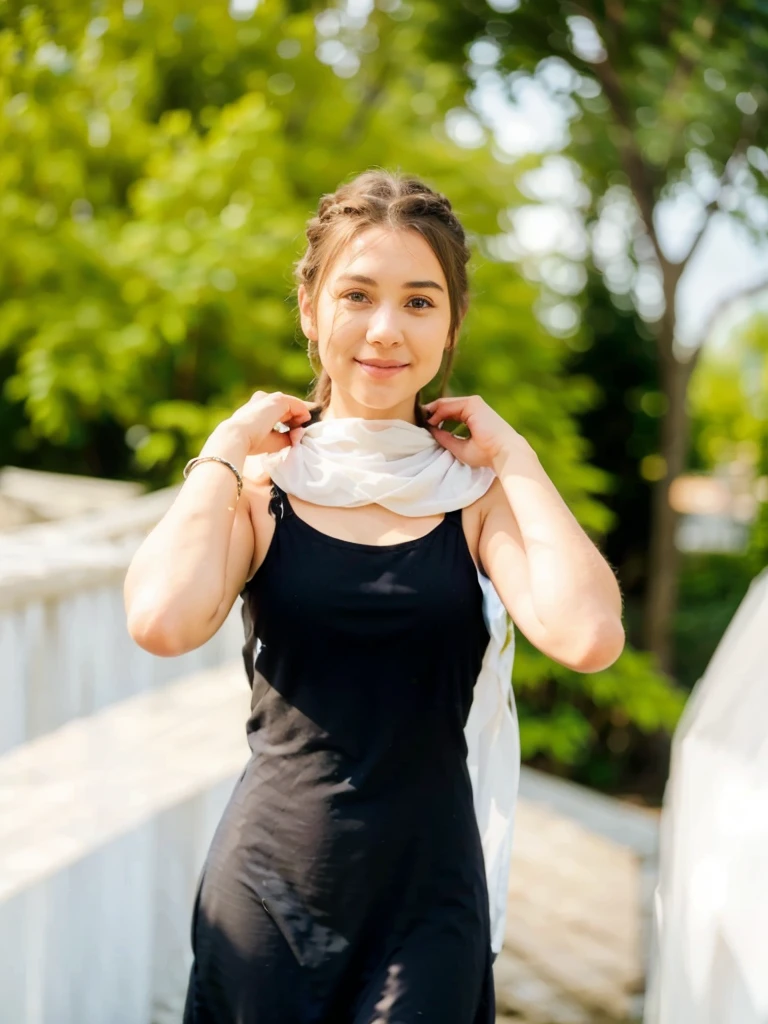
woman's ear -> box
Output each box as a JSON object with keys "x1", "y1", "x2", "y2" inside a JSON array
[{"x1": 298, "y1": 284, "x2": 318, "y2": 342}]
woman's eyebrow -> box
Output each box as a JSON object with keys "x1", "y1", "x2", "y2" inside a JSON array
[{"x1": 337, "y1": 273, "x2": 444, "y2": 292}]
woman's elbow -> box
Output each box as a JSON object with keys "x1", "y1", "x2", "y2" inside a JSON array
[
  {"x1": 124, "y1": 592, "x2": 200, "y2": 658},
  {"x1": 574, "y1": 617, "x2": 626, "y2": 673},
  {"x1": 126, "y1": 611, "x2": 185, "y2": 657}
]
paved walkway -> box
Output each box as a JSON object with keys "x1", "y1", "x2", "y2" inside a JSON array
[
  {"x1": 0, "y1": 663, "x2": 656, "y2": 1023},
  {"x1": 492, "y1": 789, "x2": 656, "y2": 1023}
]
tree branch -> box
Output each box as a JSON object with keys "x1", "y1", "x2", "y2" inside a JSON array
[
  {"x1": 679, "y1": 125, "x2": 760, "y2": 272},
  {"x1": 604, "y1": 0, "x2": 625, "y2": 29},
  {"x1": 659, "y1": 0, "x2": 679, "y2": 41},
  {"x1": 692, "y1": 275, "x2": 768, "y2": 350},
  {"x1": 679, "y1": 198, "x2": 720, "y2": 273},
  {"x1": 567, "y1": 5, "x2": 667, "y2": 271}
]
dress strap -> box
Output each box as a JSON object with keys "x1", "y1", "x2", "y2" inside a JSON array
[{"x1": 268, "y1": 480, "x2": 295, "y2": 522}]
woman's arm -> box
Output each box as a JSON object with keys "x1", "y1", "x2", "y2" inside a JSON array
[
  {"x1": 124, "y1": 421, "x2": 254, "y2": 657},
  {"x1": 124, "y1": 392, "x2": 313, "y2": 657},
  {"x1": 478, "y1": 455, "x2": 625, "y2": 673},
  {"x1": 423, "y1": 395, "x2": 625, "y2": 673}
]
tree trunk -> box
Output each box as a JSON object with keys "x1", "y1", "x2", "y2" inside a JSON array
[{"x1": 642, "y1": 343, "x2": 697, "y2": 675}]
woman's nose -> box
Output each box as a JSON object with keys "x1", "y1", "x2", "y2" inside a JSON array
[{"x1": 366, "y1": 304, "x2": 404, "y2": 344}]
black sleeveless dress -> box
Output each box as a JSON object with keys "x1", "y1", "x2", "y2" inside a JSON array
[{"x1": 183, "y1": 481, "x2": 495, "y2": 1024}]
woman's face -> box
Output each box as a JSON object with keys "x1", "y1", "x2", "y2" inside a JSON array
[{"x1": 298, "y1": 226, "x2": 454, "y2": 422}]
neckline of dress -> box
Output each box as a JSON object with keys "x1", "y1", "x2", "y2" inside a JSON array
[{"x1": 273, "y1": 483, "x2": 454, "y2": 552}]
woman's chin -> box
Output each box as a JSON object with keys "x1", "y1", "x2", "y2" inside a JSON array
[{"x1": 346, "y1": 388, "x2": 417, "y2": 419}]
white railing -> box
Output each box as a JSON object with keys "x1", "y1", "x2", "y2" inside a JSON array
[
  {"x1": 0, "y1": 662, "x2": 250, "y2": 1024},
  {"x1": 0, "y1": 487, "x2": 257, "y2": 1022},
  {"x1": 0, "y1": 487, "x2": 244, "y2": 756}
]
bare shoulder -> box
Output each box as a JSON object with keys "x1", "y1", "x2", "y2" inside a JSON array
[
  {"x1": 242, "y1": 453, "x2": 270, "y2": 487},
  {"x1": 242, "y1": 454, "x2": 273, "y2": 511}
]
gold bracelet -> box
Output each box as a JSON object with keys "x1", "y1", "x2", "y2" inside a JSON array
[{"x1": 183, "y1": 455, "x2": 243, "y2": 500}]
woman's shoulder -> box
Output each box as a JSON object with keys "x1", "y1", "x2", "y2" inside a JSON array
[
  {"x1": 243, "y1": 453, "x2": 271, "y2": 487},
  {"x1": 242, "y1": 454, "x2": 276, "y2": 517}
]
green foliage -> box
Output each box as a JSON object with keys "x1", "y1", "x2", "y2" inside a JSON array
[
  {"x1": 0, "y1": 0, "x2": 524, "y2": 481},
  {"x1": 419, "y1": 0, "x2": 767, "y2": 732},
  {"x1": 565, "y1": 267, "x2": 661, "y2": 600},
  {"x1": 514, "y1": 634, "x2": 686, "y2": 793},
  {"x1": 457, "y1": 258, "x2": 616, "y2": 533},
  {"x1": 0, "y1": 0, "x2": 686, "y2": 790},
  {"x1": 690, "y1": 310, "x2": 768, "y2": 469},
  {"x1": 423, "y1": 0, "x2": 768, "y2": 239},
  {"x1": 673, "y1": 551, "x2": 756, "y2": 691},
  {"x1": 689, "y1": 308, "x2": 768, "y2": 576}
]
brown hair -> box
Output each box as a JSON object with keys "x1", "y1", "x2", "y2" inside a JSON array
[{"x1": 294, "y1": 169, "x2": 471, "y2": 426}]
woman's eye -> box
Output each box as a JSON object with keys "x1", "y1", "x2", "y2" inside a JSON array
[{"x1": 342, "y1": 292, "x2": 433, "y2": 309}]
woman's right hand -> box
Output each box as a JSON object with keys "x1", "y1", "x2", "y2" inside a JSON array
[{"x1": 212, "y1": 391, "x2": 316, "y2": 461}]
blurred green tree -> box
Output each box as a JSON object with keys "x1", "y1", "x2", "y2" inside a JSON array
[
  {"x1": 567, "y1": 265, "x2": 661, "y2": 605},
  {"x1": 0, "y1": 0, "x2": 684, "y2": 789},
  {"x1": 690, "y1": 307, "x2": 768, "y2": 572},
  {"x1": 0, "y1": 0, "x2": 520, "y2": 476},
  {"x1": 421, "y1": 0, "x2": 768, "y2": 674},
  {"x1": 662, "y1": 308, "x2": 767, "y2": 690}
]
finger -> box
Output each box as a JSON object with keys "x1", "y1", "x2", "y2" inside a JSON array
[
  {"x1": 281, "y1": 398, "x2": 315, "y2": 423},
  {"x1": 288, "y1": 426, "x2": 305, "y2": 448},
  {"x1": 426, "y1": 410, "x2": 465, "y2": 429},
  {"x1": 267, "y1": 391, "x2": 314, "y2": 414},
  {"x1": 429, "y1": 425, "x2": 468, "y2": 455},
  {"x1": 259, "y1": 430, "x2": 291, "y2": 454},
  {"x1": 424, "y1": 395, "x2": 471, "y2": 409},
  {"x1": 423, "y1": 396, "x2": 472, "y2": 423},
  {"x1": 272, "y1": 397, "x2": 315, "y2": 430}
]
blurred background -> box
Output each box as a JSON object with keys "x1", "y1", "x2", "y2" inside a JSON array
[{"x1": 0, "y1": 1, "x2": 766, "y2": 1022}]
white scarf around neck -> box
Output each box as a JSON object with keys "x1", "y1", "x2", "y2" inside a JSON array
[
  {"x1": 262, "y1": 416, "x2": 521, "y2": 956},
  {"x1": 266, "y1": 416, "x2": 495, "y2": 516}
]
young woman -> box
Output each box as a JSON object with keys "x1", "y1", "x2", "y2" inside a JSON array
[{"x1": 124, "y1": 170, "x2": 625, "y2": 1024}]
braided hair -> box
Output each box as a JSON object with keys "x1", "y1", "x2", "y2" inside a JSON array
[{"x1": 294, "y1": 170, "x2": 471, "y2": 423}]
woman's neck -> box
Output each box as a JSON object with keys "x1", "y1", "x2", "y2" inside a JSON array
[{"x1": 322, "y1": 390, "x2": 418, "y2": 424}]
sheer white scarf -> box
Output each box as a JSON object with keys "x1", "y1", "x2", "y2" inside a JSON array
[{"x1": 263, "y1": 417, "x2": 520, "y2": 955}]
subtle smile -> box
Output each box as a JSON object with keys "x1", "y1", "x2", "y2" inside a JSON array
[{"x1": 355, "y1": 359, "x2": 410, "y2": 380}]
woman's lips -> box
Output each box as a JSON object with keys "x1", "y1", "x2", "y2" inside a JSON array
[{"x1": 355, "y1": 360, "x2": 409, "y2": 379}]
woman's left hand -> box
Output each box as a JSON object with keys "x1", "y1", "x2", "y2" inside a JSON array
[{"x1": 423, "y1": 395, "x2": 531, "y2": 469}]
